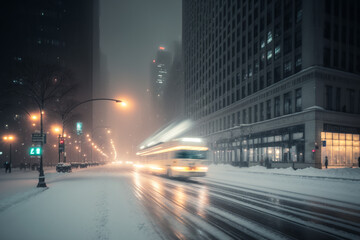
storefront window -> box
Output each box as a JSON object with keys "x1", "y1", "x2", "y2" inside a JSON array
[
  {"x1": 242, "y1": 148, "x2": 248, "y2": 163},
  {"x1": 274, "y1": 147, "x2": 282, "y2": 161},
  {"x1": 321, "y1": 132, "x2": 359, "y2": 167},
  {"x1": 255, "y1": 148, "x2": 260, "y2": 162},
  {"x1": 262, "y1": 147, "x2": 267, "y2": 162},
  {"x1": 283, "y1": 147, "x2": 290, "y2": 162},
  {"x1": 219, "y1": 125, "x2": 305, "y2": 165},
  {"x1": 283, "y1": 134, "x2": 289, "y2": 141},
  {"x1": 293, "y1": 132, "x2": 303, "y2": 140},
  {"x1": 326, "y1": 132, "x2": 332, "y2": 139},
  {"x1": 268, "y1": 147, "x2": 274, "y2": 161},
  {"x1": 249, "y1": 148, "x2": 254, "y2": 162},
  {"x1": 275, "y1": 135, "x2": 281, "y2": 142},
  {"x1": 290, "y1": 145, "x2": 297, "y2": 162}
]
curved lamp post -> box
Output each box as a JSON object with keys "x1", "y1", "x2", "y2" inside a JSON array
[{"x1": 60, "y1": 98, "x2": 123, "y2": 163}]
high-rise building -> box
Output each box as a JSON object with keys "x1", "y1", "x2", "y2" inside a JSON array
[
  {"x1": 183, "y1": 0, "x2": 360, "y2": 169},
  {"x1": 0, "y1": 0, "x2": 98, "y2": 165},
  {"x1": 150, "y1": 47, "x2": 172, "y2": 127}
]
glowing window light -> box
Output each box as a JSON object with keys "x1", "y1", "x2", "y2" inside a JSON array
[{"x1": 181, "y1": 138, "x2": 202, "y2": 143}]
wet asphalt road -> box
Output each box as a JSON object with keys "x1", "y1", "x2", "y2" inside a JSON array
[{"x1": 130, "y1": 170, "x2": 360, "y2": 240}]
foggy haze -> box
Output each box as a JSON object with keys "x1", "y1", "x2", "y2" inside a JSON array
[{"x1": 98, "y1": 0, "x2": 182, "y2": 159}]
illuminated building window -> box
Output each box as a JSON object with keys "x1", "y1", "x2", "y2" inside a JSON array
[
  {"x1": 267, "y1": 50, "x2": 273, "y2": 60},
  {"x1": 275, "y1": 45, "x2": 281, "y2": 59},
  {"x1": 267, "y1": 31, "x2": 272, "y2": 44},
  {"x1": 261, "y1": 38, "x2": 265, "y2": 48}
]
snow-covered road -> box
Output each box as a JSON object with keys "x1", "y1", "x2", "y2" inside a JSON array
[
  {"x1": 133, "y1": 166, "x2": 360, "y2": 239},
  {"x1": 0, "y1": 165, "x2": 359, "y2": 240}
]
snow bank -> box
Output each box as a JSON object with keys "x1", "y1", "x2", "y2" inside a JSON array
[{"x1": 208, "y1": 164, "x2": 360, "y2": 180}]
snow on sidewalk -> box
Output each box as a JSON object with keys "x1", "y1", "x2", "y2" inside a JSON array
[{"x1": 0, "y1": 166, "x2": 159, "y2": 240}]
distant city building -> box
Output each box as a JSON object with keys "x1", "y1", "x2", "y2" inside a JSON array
[
  {"x1": 0, "y1": 0, "x2": 99, "y2": 166},
  {"x1": 183, "y1": 0, "x2": 360, "y2": 168},
  {"x1": 150, "y1": 47, "x2": 172, "y2": 127}
]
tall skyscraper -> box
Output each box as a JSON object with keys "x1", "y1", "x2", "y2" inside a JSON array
[
  {"x1": 150, "y1": 47, "x2": 172, "y2": 127},
  {"x1": 183, "y1": 0, "x2": 360, "y2": 169},
  {"x1": 0, "y1": 0, "x2": 98, "y2": 165}
]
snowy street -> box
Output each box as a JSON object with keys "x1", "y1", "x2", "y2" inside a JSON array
[{"x1": 0, "y1": 165, "x2": 359, "y2": 240}]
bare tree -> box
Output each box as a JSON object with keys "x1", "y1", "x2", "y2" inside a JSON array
[{"x1": 11, "y1": 59, "x2": 76, "y2": 187}]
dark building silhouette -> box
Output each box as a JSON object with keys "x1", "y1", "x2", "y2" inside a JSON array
[
  {"x1": 183, "y1": 0, "x2": 360, "y2": 168},
  {"x1": 0, "y1": 0, "x2": 99, "y2": 166},
  {"x1": 164, "y1": 41, "x2": 185, "y2": 123}
]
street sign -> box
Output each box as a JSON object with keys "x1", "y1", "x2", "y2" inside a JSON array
[
  {"x1": 322, "y1": 141, "x2": 326, "y2": 147},
  {"x1": 29, "y1": 147, "x2": 42, "y2": 156},
  {"x1": 76, "y1": 122, "x2": 83, "y2": 135},
  {"x1": 32, "y1": 133, "x2": 46, "y2": 144}
]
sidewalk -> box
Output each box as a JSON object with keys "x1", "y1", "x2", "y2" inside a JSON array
[{"x1": 208, "y1": 164, "x2": 360, "y2": 181}]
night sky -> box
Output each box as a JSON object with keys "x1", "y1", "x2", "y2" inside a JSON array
[{"x1": 99, "y1": 0, "x2": 182, "y2": 158}]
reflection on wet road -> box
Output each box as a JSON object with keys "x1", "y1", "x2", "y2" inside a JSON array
[{"x1": 131, "y1": 171, "x2": 360, "y2": 240}]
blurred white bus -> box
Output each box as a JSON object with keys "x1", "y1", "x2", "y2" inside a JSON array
[{"x1": 135, "y1": 138, "x2": 209, "y2": 178}]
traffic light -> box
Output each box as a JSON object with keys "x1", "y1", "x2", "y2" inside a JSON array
[
  {"x1": 76, "y1": 122, "x2": 83, "y2": 135},
  {"x1": 59, "y1": 137, "x2": 65, "y2": 152}
]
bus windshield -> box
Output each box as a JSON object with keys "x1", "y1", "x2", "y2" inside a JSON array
[{"x1": 174, "y1": 150, "x2": 207, "y2": 159}]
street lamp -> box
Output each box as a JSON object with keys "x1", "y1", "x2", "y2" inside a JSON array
[
  {"x1": 60, "y1": 98, "x2": 123, "y2": 163},
  {"x1": 3, "y1": 135, "x2": 15, "y2": 173}
]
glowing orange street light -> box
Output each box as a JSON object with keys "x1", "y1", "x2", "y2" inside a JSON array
[
  {"x1": 52, "y1": 125, "x2": 62, "y2": 134},
  {"x1": 2, "y1": 135, "x2": 15, "y2": 173},
  {"x1": 3, "y1": 135, "x2": 14, "y2": 141}
]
